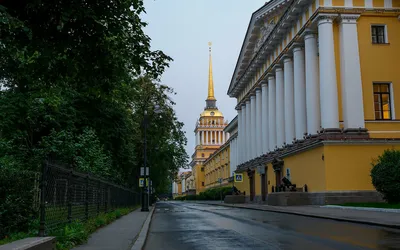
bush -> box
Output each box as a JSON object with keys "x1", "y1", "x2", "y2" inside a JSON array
[
  {"x1": 173, "y1": 186, "x2": 233, "y2": 201},
  {"x1": 371, "y1": 149, "x2": 400, "y2": 204},
  {"x1": 0, "y1": 167, "x2": 39, "y2": 239}
]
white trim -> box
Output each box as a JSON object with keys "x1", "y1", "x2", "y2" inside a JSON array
[
  {"x1": 344, "y1": 0, "x2": 352, "y2": 7},
  {"x1": 390, "y1": 82, "x2": 396, "y2": 119},
  {"x1": 385, "y1": 0, "x2": 393, "y2": 8},
  {"x1": 365, "y1": 0, "x2": 373, "y2": 9},
  {"x1": 365, "y1": 121, "x2": 400, "y2": 123},
  {"x1": 369, "y1": 131, "x2": 400, "y2": 133},
  {"x1": 324, "y1": 0, "x2": 332, "y2": 7}
]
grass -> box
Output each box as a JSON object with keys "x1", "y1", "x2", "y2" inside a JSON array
[
  {"x1": 339, "y1": 203, "x2": 400, "y2": 209},
  {"x1": 0, "y1": 206, "x2": 138, "y2": 250}
]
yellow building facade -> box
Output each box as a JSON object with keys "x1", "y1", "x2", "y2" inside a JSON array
[
  {"x1": 190, "y1": 44, "x2": 229, "y2": 194},
  {"x1": 203, "y1": 116, "x2": 239, "y2": 189},
  {"x1": 228, "y1": 0, "x2": 400, "y2": 205},
  {"x1": 204, "y1": 143, "x2": 230, "y2": 188}
]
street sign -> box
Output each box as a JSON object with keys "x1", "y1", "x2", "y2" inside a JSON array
[
  {"x1": 140, "y1": 167, "x2": 149, "y2": 176},
  {"x1": 218, "y1": 178, "x2": 223, "y2": 184},
  {"x1": 257, "y1": 165, "x2": 265, "y2": 175},
  {"x1": 234, "y1": 173, "x2": 243, "y2": 183},
  {"x1": 139, "y1": 178, "x2": 149, "y2": 187}
]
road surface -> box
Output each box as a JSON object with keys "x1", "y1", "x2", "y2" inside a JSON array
[{"x1": 144, "y1": 201, "x2": 400, "y2": 250}]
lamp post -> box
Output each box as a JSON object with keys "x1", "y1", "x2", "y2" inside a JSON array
[
  {"x1": 141, "y1": 110, "x2": 149, "y2": 212},
  {"x1": 141, "y1": 105, "x2": 162, "y2": 212}
]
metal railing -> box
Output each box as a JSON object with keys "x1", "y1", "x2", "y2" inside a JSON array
[{"x1": 39, "y1": 161, "x2": 140, "y2": 236}]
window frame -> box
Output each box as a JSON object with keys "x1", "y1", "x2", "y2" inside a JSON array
[
  {"x1": 373, "y1": 83, "x2": 393, "y2": 121},
  {"x1": 371, "y1": 24, "x2": 388, "y2": 44}
]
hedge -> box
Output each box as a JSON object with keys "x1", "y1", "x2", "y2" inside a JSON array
[
  {"x1": 0, "y1": 167, "x2": 39, "y2": 239},
  {"x1": 174, "y1": 186, "x2": 232, "y2": 201},
  {"x1": 371, "y1": 149, "x2": 400, "y2": 204}
]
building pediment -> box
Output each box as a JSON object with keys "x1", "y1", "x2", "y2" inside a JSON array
[{"x1": 227, "y1": 0, "x2": 292, "y2": 97}]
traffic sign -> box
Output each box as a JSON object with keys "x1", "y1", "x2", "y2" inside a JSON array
[
  {"x1": 234, "y1": 173, "x2": 243, "y2": 183},
  {"x1": 139, "y1": 178, "x2": 149, "y2": 187},
  {"x1": 140, "y1": 167, "x2": 149, "y2": 176}
]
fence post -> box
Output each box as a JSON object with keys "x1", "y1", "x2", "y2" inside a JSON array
[
  {"x1": 97, "y1": 180, "x2": 100, "y2": 215},
  {"x1": 39, "y1": 161, "x2": 48, "y2": 237},
  {"x1": 67, "y1": 169, "x2": 72, "y2": 224},
  {"x1": 85, "y1": 174, "x2": 89, "y2": 220}
]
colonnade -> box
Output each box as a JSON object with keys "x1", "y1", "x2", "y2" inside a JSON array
[
  {"x1": 196, "y1": 130, "x2": 230, "y2": 146},
  {"x1": 237, "y1": 14, "x2": 365, "y2": 164}
]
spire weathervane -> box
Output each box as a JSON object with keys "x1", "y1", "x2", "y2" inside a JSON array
[{"x1": 207, "y1": 42, "x2": 216, "y2": 101}]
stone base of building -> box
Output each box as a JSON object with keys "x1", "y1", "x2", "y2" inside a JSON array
[
  {"x1": 224, "y1": 195, "x2": 246, "y2": 204},
  {"x1": 266, "y1": 191, "x2": 384, "y2": 206},
  {"x1": 186, "y1": 189, "x2": 196, "y2": 196}
]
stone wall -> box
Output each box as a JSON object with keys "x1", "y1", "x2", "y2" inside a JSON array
[
  {"x1": 224, "y1": 195, "x2": 246, "y2": 204},
  {"x1": 266, "y1": 191, "x2": 384, "y2": 206}
]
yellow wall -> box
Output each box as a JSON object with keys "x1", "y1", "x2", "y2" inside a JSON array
[
  {"x1": 358, "y1": 15, "x2": 400, "y2": 125},
  {"x1": 204, "y1": 145, "x2": 230, "y2": 188},
  {"x1": 194, "y1": 164, "x2": 205, "y2": 194},
  {"x1": 280, "y1": 146, "x2": 326, "y2": 192},
  {"x1": 324, "y1": 143, "x2": 400, "y2": 191},
  {"x1": 235, "y1": 173, "x2": 250, "y2": 195}
]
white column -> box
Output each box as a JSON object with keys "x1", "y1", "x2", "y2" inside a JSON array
[
  {"x1": 241, "y1": 105, "x2": 247, "y2": 162},
  {"x1": 261, "y1": 82, "x2": 269, "y2": 154},
  {"x1": 339, "y1": 15, "x2": 365, "y2": 129},
  {"x1": 293, "y1": 45, "x2": 307, "y2": 140},
  {"x1": 229, "y1": 140, "x2": 233, "y2": 176},
  {"x1": 268, "y1": 76, "x2": 276, "y2": 151},
  {"x1": 275, "y1": 67, "x2": 285, "y2": 148},
  {"x1": 206, "y1": 131, "x2": 209, "y2": 145},
  {"x1": 318, "y1": 15, "x2": 339, "y2": 129},
  {"x1": 284, "y1": 56, "x2": 295, "y2": 145},
  {"x1": 237, "y1": 109, "x2": 242, "y2": 164},
  {"x1": 250, "y1": 95, "x2": 256, "y2": 159},
  {"x1": 246, "y1": 100, "x2": 251, "y2": 161},
  {"x1": 256, "y1": 88, "x2": 263, "y2": 156},
  {"x1": 304, "y1": 30, "x2": 321, "y2": 135},
  {"x1": 201, "y1": 131, "x2": 204, "y2": 145},
  {"x1": 227, "y1": 133, "x2": 230, "y2": 140},
  {"x1": 223, "y1": 131, "x2": 226, "y2": 144}
]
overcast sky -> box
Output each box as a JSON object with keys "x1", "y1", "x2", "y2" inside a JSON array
[{"x1": 142, "y1": 0, "x2": 266, "y2": 163}]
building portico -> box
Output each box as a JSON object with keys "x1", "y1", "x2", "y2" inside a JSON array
[{"x1": 227, "y1": 0, "x2": 400, "y2": 204}]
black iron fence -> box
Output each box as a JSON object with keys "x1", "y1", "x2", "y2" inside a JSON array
[{"x1": 38, "y1": 161, "x2": 140, "y2": 236}]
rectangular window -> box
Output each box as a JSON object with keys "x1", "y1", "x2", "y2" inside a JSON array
[
  {"x1": 373, "y1": 83, "x2": 392, "y2": 120},
  {"x1": 371, "y1": 25, "x2": 386, "y2": 44},
  {"x1": 202, "y1": 182, "x2": 204, "y2": 186},
  {"x1": 201, "y1": 167, "x2": 204, "y2": 172}
]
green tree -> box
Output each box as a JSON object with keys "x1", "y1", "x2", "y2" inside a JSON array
[
  {"x1": 371, "y1": 149, "x2": 400, "y2": 204},
  {"x1": 0, "y1": 0, "x2": 186, "y2": 191}
]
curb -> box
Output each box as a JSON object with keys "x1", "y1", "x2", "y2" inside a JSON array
[
  {"x1": 130, "y1": 205, "x2": 156, "y2": 250},
  {"x1": 200, "y1": 202, "x2": 400, "y2": 229}
]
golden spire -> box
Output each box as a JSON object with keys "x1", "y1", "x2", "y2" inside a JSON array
[{"x1": 207, "y1": 42, "x2": 216, "y2": 101}]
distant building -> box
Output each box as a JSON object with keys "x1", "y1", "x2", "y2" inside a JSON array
[
  {"x1": 203, "y1": 117, "x2": 238, "y2": 189},
  {"x1": 190, "y1": 43, "x2": 229, "y2": 194},
  {"x1": 227, "y1": 0, "x2": 400, "y2": 205}
]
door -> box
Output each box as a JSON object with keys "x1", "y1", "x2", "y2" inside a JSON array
[
  {"x1": 249, "y1": 173, "x2": 255, "y2": 201},
  {"x1": 275, "y1": 170, "x2": 282, "y2": 191},
  {"x1": 261, "y1": 173, "x2": 266, "y2": 201}
]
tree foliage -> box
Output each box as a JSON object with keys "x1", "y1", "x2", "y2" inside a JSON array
[
  {"x1": 0, "y1": 0, "x2": 188, "y2": 191},
  {"x1": 371, "y1": 149, "x2": 400, "y2": 204}
]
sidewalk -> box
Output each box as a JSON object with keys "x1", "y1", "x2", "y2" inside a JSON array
[
  {"x1": 73, "y1": 207, "x2": 150, "y2": 250},
  {"x1": 190, "y1": 201, "x2": 400, "y2": 229}
]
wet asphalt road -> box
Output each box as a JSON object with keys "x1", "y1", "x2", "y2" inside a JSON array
[{"x1": 144, "y1": 201, "x2": 400, "y2": 250}]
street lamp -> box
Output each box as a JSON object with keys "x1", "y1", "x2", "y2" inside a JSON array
[{"x1": 141, "y1": 105, "x2": 162, "y2": 212}]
